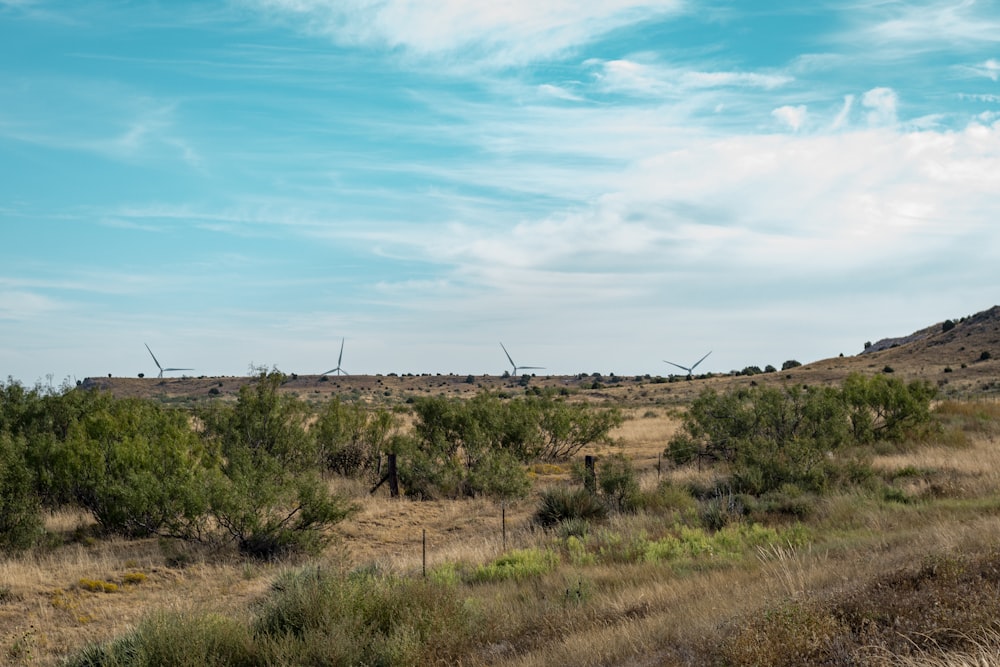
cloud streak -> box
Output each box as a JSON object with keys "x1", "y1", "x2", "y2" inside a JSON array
[{"x1": 246, "y1": 0, "x2": 684, "y2": 66}]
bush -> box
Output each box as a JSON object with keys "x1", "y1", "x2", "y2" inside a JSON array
[
  {"x1": 464, "y1": 450, "x2": 531, "y2": 502},
  {"x1": 842, "y1": 373, "x2": 936, "y2": 444},
  {"x1": 402, "y1": 391, "x2": 622, "y2": 498},
  {"x1": 0, "y1": 432, "x2": 44, "y2": 552},
  {"x1": 209, "y1": 468, "x2": 355, "y2": 560},
  {"x1": 666, "y1": 375, "x2": 934, "y2": 496},
  {"x1": 24, "y1": 395, "x2": 215, "y2": 539},
  {"x1": 313, "y1": 398, "x2": 395, "y2": 481},
  {"x1": 202, "y1": 370, "x2": 356, "y2": 558},
  {"x1": 534, "y1": 487, "x2": 608, "y2": 527},
  {"x1": 596, "y1": 453, "x2": 640, "y2": 512}
]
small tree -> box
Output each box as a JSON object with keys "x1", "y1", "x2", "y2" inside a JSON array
[
  {"x1": 200, "y1": 369, "x2": 356, "y2": 558},
  {"x1": 536, "y1": 397, "x2": 623, "y2": 461},
  {"x1": 597, "y1": 453, "x2": 640, "y2": 512},
  {"x1": 841, "y1": 373, "x2": 935, "y2": 444},
  {"x1": 313, "y1": 398, "x2": 395, "y2": 481}
]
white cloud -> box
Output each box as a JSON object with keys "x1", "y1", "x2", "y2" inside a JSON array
[
  {"x1": 973, "y1": 58, "x2": 1000, "y2": 80},
  {"x1": 852, "y1": 0, "x2": 1000, "y2": 49},
  {"x1": 772, "y1": 105, "x2": 807, "y2": 131},
  {"x1": 374, "y1": 121, "x2": 1000, "y2": 297},
  {"x1": 248, "y1": 0, "x2": 683, "y2": 66},
  {"x1": 591, "y1": 58, "x2": 792, "y2": 97},
  {"x1": 537, "y1": 83, "x2": 583, "y2": 102},
  {"x1": 862, "y1": 87, "x2": 898, "y2": 126}
]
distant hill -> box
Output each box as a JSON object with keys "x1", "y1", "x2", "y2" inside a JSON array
[{"x1": 82, "y1": 305, "x2": 1000, "y2": 406}]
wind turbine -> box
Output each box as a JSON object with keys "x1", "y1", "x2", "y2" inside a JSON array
[
  {"x1": 144, "y1": 344, "x2": 193, "y2": 379},
  {"x1": 664, "y1": 351, "x2": 712, "y2": 379},
  {"x1": 500, "y1": 342, "x2": 544, "y2": 376},
  {"x1": 320, "y1": 338, "x2": 348, "y2": 376}
]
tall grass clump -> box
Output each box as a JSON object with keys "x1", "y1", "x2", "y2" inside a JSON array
[
  {"x1": 66, "y1": 567, "x2": 479, "y2": 667},
  {"x1": 534, "y1": 486, "x2": 608, "y2": 527},
  {"x1": 65, "y1": 612, "x2": 253, "y2": 667},
  {"x1": 253, "y1": 566, "x2": 477, "y2": 665},
  {"x1": 468, "y1": 547, "x2": 558, "y2": 583}
]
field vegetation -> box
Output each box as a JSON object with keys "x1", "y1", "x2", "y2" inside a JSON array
[{"x1": 2, "y1": 354, "x2": 1000, "y2": 665}]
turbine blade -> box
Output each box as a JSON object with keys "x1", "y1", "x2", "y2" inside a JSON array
[
  {"x1": 338, "y1": 338, "x2": 345, "y2": 366},
  {"x1": 690, "y1": 351, "x2": 712, "y2": 370},
  {"x1": 663, "y1": 360, "x2": 690, "y2": 372},
  {"x1": 499, "y1": 342, "x2": 516, "y2": 367},
  {"x1": 144, "y1": 344, "x2": 163, "y2": 371}
]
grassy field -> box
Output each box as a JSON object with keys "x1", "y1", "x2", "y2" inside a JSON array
[
  {"x1": 2, "y1": 310, "x2": 998, "y2": 664},
  {"x1": 2, "y1": 395, "x2": 1000, "y2": 665}
]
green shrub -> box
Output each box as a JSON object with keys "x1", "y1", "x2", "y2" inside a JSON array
[
  {"x1": 464, "y1": 450, "x2": 531, "y2": 502},
  {"x1": 666, "y1": 376, "x2": 931, "y2": 497},
  {"x1": 0, "y1": 432, "x2": 44, "y2": 553},
  {"x1": 534, "y1": 487, "x2": 607, "y2": 527},
  {"x1": 209, "y1": 469, "x2": 356, "y2": 560},
  {"x1": 313, "y1": 398, "x2": 395, "y2": 481},
  {"x1": 200, "y1": 370, "x2": 356, "y2": 558},
  {"x1": 596, "y1": 453, "x2": 640, "y2": 512}
]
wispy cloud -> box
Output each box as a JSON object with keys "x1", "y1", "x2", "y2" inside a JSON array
[
  {"x1": 245, "y1": 0, "x2": 684, "y2": 67},
  {"x1": 0, "y1": 77, "x2": 200, "y2": 165},
  {"x1": 971, "y1": 57, "x2": 1000, "y2": 80},
  {"x1": 843, "y1": 0, "x2": 1000, "y2": 53},
  {"x1": 589, "y1": 58, "x2": 793, "y2": 97}
]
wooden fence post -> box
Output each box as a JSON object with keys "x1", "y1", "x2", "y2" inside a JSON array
[
  {"x1": 388, "y1": 453, "x2": 399, "y2": 498},
  {"x1": 584, "y1": 455, "x2": 596, "y2": 494}
]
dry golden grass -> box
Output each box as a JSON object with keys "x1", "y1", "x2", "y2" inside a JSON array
[{"x1": 0, "y1": 511, "x2": 275, "y2": 666}]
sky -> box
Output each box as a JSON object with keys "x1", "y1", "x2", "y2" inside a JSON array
[{"x1": 2, "y1": 0, "x2": 999, "y2": 384}]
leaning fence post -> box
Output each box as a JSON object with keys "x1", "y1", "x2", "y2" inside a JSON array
[{"x1": 422, "y1": 529, "x2": 426, "y2": 578}]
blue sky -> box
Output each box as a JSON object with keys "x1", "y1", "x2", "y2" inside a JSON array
[{"x1": 2, "y1": 0, "x2": 999, "y2": 383}]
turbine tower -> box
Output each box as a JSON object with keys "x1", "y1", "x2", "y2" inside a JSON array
[
  {"x1": 664, "y1": 351, "x2": 712, "y2": 379},
  {"x1": 144, "y1": 344, "x2": 193, "y2": 379},
  {"x1": 500, "y1": 342, "x2": 544, "y2": 376},
  {"x1": 320, "y1": 338, "x2": 348, "y2": 376}
]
